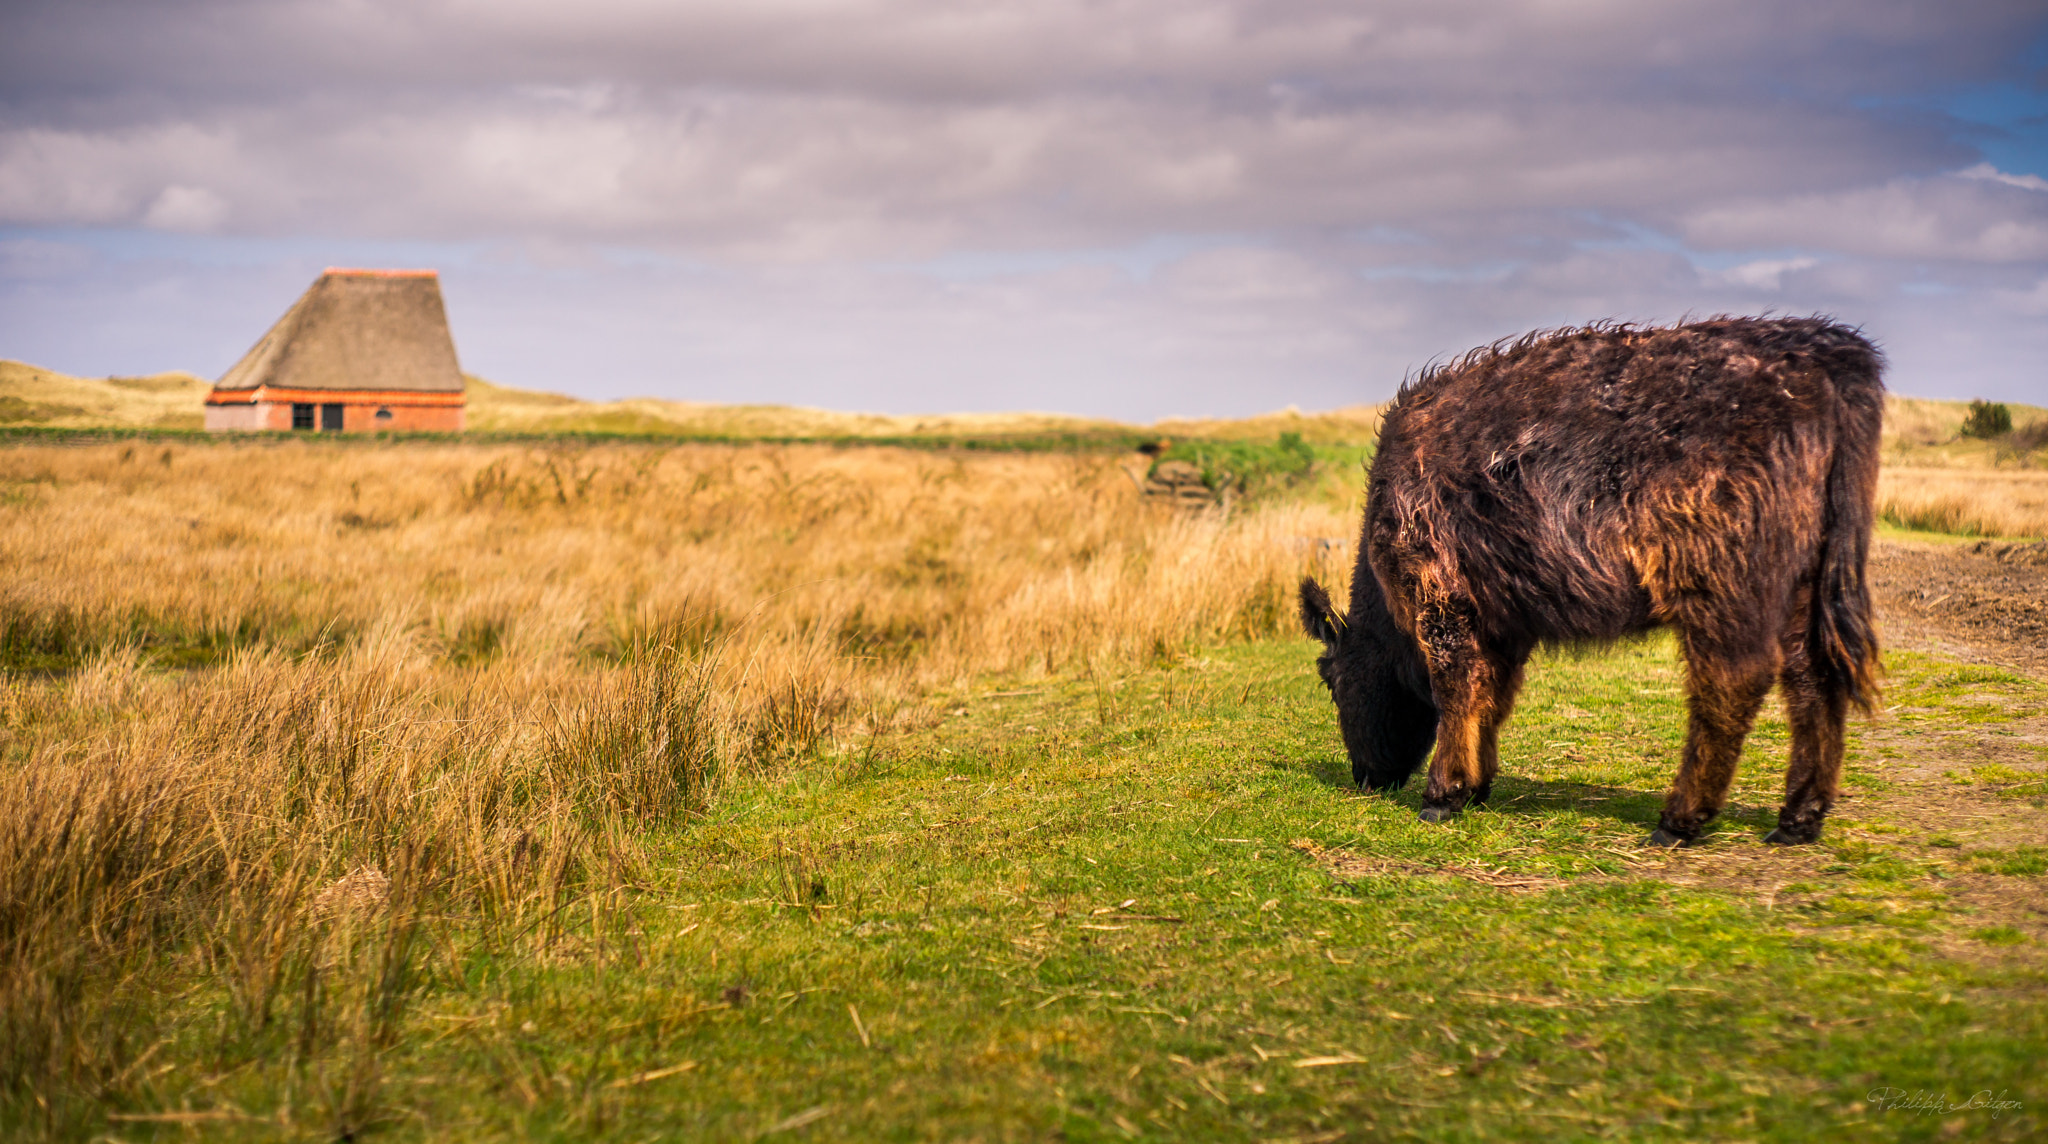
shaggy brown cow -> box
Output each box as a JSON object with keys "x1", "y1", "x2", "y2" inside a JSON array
[{"x1": 1300, "y1": 317, "x2": 1882, "y2": 846}]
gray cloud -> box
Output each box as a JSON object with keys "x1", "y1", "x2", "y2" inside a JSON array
[
  {"x1": 0, "y1": 86, "x2": 1984, "y2": 256},
  {"x1": 1683, "y1": 172, "x2": 2048, "y2": 262},
  {"x1": 7, "y1": 1, "x2": 2033, "y2": 104},
  {"x1": 2, "y1": 0, "x2": 2019, "y2": 246}
]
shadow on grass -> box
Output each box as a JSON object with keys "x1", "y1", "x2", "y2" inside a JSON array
[
  {"x1": 1300, "y1": 754, "x2": 1780, "y2": 840},
  {"x1": 1491, "y1": 776, "x2": 1783, "y2": 837},
  {"x1": 1485, "y1": 777, "x2": 1666, "y2": 824}
]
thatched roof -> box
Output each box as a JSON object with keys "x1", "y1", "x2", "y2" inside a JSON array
[{"x1": 214, "y1": 269, "x2": 463, "y2": 394}]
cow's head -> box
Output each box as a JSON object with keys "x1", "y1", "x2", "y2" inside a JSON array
[{"x1": 1299, "y1": 576, "x2": 1437, "y2": 790}]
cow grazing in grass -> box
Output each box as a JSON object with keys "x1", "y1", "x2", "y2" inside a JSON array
[{"x1": 1299, "y1": 317, "x2": 1883, "y2": 846}]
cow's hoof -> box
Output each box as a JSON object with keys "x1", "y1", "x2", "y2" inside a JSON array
[
  {"x1": 1417, "y1": 805, "x2": 1458, "y2": 824},
  {"x1": 1645, "y1": 827, "x2": 1693, "y2": 849},
  {"x1": 1763, "y1": 827, "x2": 1818, "y2": 846}
]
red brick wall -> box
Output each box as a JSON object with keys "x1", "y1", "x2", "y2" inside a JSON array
[
  {"x1": 205, "y1": 402, "x2": 292, "y2": 431},
  {"x1": 344, "y1": 402, "x2": 464, "y2": 432},
  {"x1": 204, "y1": 400, "x2": 464, "y2": 433}
]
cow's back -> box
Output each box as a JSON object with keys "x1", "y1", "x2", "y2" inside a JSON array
[{"x1": 1365, "y1": 318, "x2": 1883, "y2": 646}]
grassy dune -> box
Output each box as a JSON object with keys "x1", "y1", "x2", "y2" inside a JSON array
[
  {"x1": 1883, "y1": 395, "x2": 2048, "y2": 455},
  {"x1": 464, "y1": 377, "x2": 1393, "y2": 448},
  {"x1": 2, "y1": 435, "x2": 2044, "y2": 1140},
  {"x1": 462, "y1": 376, "x2": 1139, "y2": 440},
  {"x1": 0, "y1": 360, "x2": 210, "y2": 430}
]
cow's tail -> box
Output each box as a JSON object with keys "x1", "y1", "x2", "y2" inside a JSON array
[{"x1": 1810, "y1": 331, "x2": 1885, "y2": 713}]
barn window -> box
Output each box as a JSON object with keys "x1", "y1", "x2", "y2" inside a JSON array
[
  {"x1": 375, "y1": 407, "x2": 393, "y2": 422},
  {"x1": 321, "y1": 403, "x2": 344, "y2": 431},
  {"x1": 291, "y1": 403, "x2": 314, "y2": 430}
]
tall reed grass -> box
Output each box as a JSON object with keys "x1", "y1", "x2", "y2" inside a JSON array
[
  {"x1": 0, "y1": 440, "x2": 1352, "y2": 1135},
  {"x1": 0, "y1": 637, "x2": 732, "y2": 1135},
  {"x1": 0, "y1": 441, "x2": 1348, "y2": 683},
  {"x1": 1877, "y1": 466, "x2": 2048, "y2": 539}
]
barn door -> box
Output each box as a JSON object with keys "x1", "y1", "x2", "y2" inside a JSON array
[{"x1": 321, "y1": 403, "x2": 344, "y2": 431}]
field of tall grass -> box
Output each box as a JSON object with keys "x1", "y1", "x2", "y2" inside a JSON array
[
  {"x1": 0, "y1": 438, "x2": 1359, "y2": 1136},
  {"x1": 1878, "y1": 467, "x2": 2048, "y2": 539}
]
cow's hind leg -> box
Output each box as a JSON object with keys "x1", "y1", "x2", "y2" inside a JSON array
[
  {"x1": 1650, "y1": 634, "x2": 1779, "y2": 847},
  {"x1": 1768, "y1": 632, "x2": 1849, "y2": 844}
]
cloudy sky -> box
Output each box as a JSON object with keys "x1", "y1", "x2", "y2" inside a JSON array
[{"x1": 2, "y1": 1, "x2": 2044, "y2": 418}]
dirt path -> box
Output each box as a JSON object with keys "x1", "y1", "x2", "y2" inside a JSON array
[{"x1": 1871, "y1": 538, "x2": 2048, "y2": 676}]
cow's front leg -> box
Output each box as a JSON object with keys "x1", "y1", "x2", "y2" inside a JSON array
[
  {"x1": 1466, "y1": 655, "x2": 1527, "y2": 810},
  {"x1": 1415, "y1": 609, "x2": 1507, "y2": 823}
]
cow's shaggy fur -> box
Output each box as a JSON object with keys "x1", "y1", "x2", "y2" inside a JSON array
[{"x1": 1300, "y1": 317, "x2": 1883, "y2": 846}]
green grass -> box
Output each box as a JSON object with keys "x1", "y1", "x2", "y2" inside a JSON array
[
  {"x1": 42, "y1": 636, "x2": 2046, "y2": 1142},
  {"x1": 1965, "y1": 849, "x2": 2048, "y2": 877},
  {"x1": 1873, "y1": 522, "x2": 2009, "y2": 546},
  {"x1": 1149, "y1": 433, "x2": 1376, "y2": 508}
]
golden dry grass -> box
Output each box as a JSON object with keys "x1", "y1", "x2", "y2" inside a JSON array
[
  {"x1": 1, "y1": 634, "x2": 721, "y2": 1133},
  {"x1": 0, "y1": 438, "x2": 1356, "y2": 1131},
  {"x1": 1878, "y1": 466, "x2": 2048, "y2": 539},
  {"x1": 0, "y1": 441, "x2": 1351, "y2": 684}
]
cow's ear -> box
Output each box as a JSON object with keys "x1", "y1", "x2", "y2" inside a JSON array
[{"x1": 1299, "y1": 577, "x2": 1347, "y2": 648}]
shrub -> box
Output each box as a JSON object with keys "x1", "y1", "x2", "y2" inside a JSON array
[
  {"x1": 1961, "y1": 399, "x2": 2013, "y2": 440},
  {"x1": 1153, "y1": 432, "x2": 1319, "y2": 500}
]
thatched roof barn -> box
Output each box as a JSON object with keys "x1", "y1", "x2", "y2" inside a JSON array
[{"x1": 204, "y1": 268, "x2": 465, "y2": 433}]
